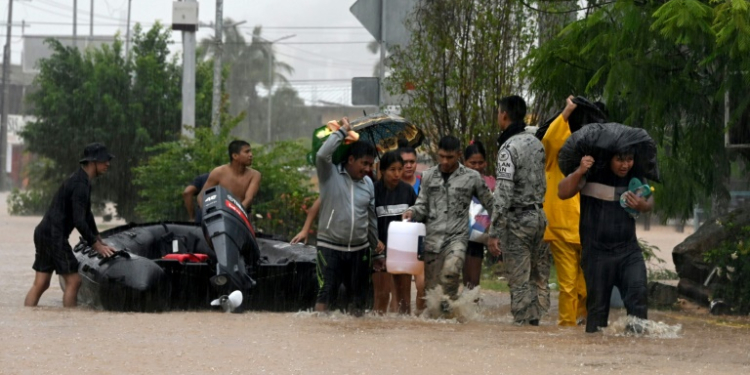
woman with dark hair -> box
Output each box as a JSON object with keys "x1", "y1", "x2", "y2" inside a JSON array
[
  {"x1": 373, "y1": 151, "x2": 418, "y2": 314},
  {"x1": 463, "y1": 140, "x2": 496, "y2": 290},
  {"x1": 397, "y1": 138, "x2": 421, "y2": 194},
  {"x1": 397, "y1": 138, "x2": 426, "y2": 313}
]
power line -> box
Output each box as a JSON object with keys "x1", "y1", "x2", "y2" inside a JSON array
[
  {"x1": 276, "y1": 43, "x2": 374, "y2": 67},
  {"x1": 2, "y1": 20, "x2": 373, "y2": 37},
  {"x1": 4, "y1": 19, "x2": 371, "y2": 31},
  {"x1": 2, "y1": 20, "x2": 137, "y2": 27},
  {"x1": 272, "y1": 50, "x2": 373, "y2": 69},
  {"x1": 36, "y1": 0, "x2": 127, "y2": 22},
  {"x1": 286, "y1": 79, "x2": 352, "y2": 83},
  {"x1": 261, "y1": 29, "x2": 371, "y2": 36},
  {"x1": 20, "y1": 2, "x2": 130, "y2": 26},
  {"x1": 257, "y1": 26, "x2": 365, "y2": 30},
  {"x1": 14, "y1": 31, "x2": 371, "y2": 48},
  {"x1": 18, "y1": 3, "x2": 74, "y2": 20},
  {"x1": 167, "y1": 40, "x2": 372, "y2": 46},
  {"x1": 103, "y1": 0, "x2": 129, "y2": 18},
  {"x1": 32, "y1": 1, "x2": 370, "y2": 31},
  {"x1": 518, "y1": 0, "x2": 616, "y2": 14},
  {"x1": 230, "y1": 41, "x2": 373, "y2": 45}
]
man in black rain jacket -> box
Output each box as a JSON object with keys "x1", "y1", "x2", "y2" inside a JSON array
[{"x1": 24, "y1": 143, "x2": 117, "y2": 308}]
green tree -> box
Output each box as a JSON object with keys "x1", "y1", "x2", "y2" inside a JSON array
[
  {"x1": 199, "y1": 22, "x2": 302, "y2": 142},
  {"x1": 20, "y1": 23, "x2": 190, "y2": 221},
  {"x1": 133, "y1": 120, "x2": 316, "y2": 240},
  {"x1": 387, "y1": 0, "x2": 536, "y2": 161},
  {"x1": 132, "y1": 120, "x2": 241, "y2": 221},
  {"x1": 522, "y1": 0, "x2": 750, "y2": 220}
]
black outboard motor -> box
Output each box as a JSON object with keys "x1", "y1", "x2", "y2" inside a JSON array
[{"x1": 201, "y1": 185, "x2": 260, "y2": 303}]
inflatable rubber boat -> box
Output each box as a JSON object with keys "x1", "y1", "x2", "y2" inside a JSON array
[{"x1": 73, "y1": 186, "x2": 318, "y2": 312}]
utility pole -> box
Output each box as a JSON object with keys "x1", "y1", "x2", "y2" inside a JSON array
[
  {"x1": 125, "y1": 0, "x2": 132, "y2": 56},
  {"x1": 0, "y1": 0, "x2": 13, "y2": 191},
  {"x1": 378, "y1": 0, "x2": 387, "y2": 109},
  {"x1": 180, "y1": 0, "x2": 198, "y2": 138},
  {"x1": 73, "y1": 0, "x2": 78, "y2": 48},
  {"x1": 210, "y1": 0, "x2": 223, "y2": 134},
  {"x1": 89, "y1": 0, "x2": 94, "y2": 37},
  {"x1": 267, "y1": 52, "x2": 273, "y2": 143},
  {"x1": 262, "y1": 34, "x2": 294, "y2": 144}
]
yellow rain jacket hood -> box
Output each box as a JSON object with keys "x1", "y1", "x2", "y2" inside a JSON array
[{"x1": 542, "y1": 116, "x2": 580, "y2": 244}]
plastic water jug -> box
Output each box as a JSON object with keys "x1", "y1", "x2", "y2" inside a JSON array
[{"x1": 386, "y1": 221, "x2": 425, "y2": 275}]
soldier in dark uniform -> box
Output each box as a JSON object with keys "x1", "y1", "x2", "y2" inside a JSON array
[
  {"x1": 488, "y1": 96, "x2": 550, "y2": 326},
  {"x1": 403, "y1": 136, "x2": 494, "y2": 313},
  {"x1": 24, "y1": 143, "x2": 116, "y2": 308}
]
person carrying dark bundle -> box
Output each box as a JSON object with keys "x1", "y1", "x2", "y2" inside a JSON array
[
  {"x1": 558, "y1": 147, "x2": 654, "y2": 333},
  {"x1": 541, "y1": 96, "x2": 597, "y2": 327}
]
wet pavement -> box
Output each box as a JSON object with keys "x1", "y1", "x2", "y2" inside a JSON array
[{"x1": 1, "y1": 193, "x2": 749, "y2": 374}]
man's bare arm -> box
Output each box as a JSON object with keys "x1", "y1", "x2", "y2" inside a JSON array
[
  {"x1": 291, "y1": 197, "x2": 320, "y2": 244},
  {"x1": 242, "y1": 170, "x2": 262, "y2": 210},
  {"x1": 182, "y1": 184, "x2": 199, "y2": 221},
  {"x1": 561, "y1": 95, "x2": 577, "y2": 122},
  {"x1": 558, "y1": 156, "x2": 593, "y2": 200}
]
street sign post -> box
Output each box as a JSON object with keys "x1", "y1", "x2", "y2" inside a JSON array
[
  {"x1": 350, "y1": 0, "x2": 417, "y2": 47},
  {"x1": 350, "y1": 0, "x2": 418, "y2": 107},
  {"x1": 352, "y1": 77, "x2": 380, "y2": 106}
]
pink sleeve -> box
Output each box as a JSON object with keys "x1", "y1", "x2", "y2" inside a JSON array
[{"x1": 483, "y1": 175, "x2": 496, "y2": 192}]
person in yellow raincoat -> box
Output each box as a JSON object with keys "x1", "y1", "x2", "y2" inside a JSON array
[{"x1": 542, "y1": 96, "x2": 587, "y2": 326}]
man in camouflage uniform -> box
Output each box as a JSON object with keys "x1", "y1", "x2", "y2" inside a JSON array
[
  {"x1": 403, "y1": 136, "x2": 494, "y2": 308},
  {"x1": 488, "y1": 95, "x2": 550, "y2": 326}
]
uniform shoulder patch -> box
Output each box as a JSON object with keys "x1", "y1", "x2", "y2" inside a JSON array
[{"x1": 497, "y1": 149, "x2": 515, "y2": 181}]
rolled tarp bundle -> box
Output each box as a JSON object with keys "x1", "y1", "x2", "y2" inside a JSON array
[{"x1": 558, "y1": 122, "x2": 660, "y2": 182}]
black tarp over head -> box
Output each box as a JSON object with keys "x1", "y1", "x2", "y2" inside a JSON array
[
  {"x1": 558, "y1": 122, "x2": 661, "y2": 182},
  {"x1": 535, "y1": 96, "x2": 608, "y2": 140}
]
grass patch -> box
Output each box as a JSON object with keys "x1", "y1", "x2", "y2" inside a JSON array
[
  {"x1": 478, "y1": 256, "x2": 559, "y2": 293},
  {"x1": 648, "y1": 268, "x2": 679, "y2": 281},
  {"x1": 480, "y1": 256, "x2": 508, "y2": 292},
  {"x1": 480, "y1": 278, "x2": 510, "y2": 292},
  {"x1": 549, "y1": 263, "x2": 558, "y2": 286}
]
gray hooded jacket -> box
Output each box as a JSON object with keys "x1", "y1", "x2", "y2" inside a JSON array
[{"x1": 316, "y1": 129, "x2": 378, "y2": 253}]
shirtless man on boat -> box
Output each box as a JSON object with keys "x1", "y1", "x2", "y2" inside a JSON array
[{"x1": 200, "y1": 140, "x2": 262, "y2": 213}]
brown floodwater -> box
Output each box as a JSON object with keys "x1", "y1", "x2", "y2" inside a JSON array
[{"x1": 1, "y1": 195, "x2": 749, "y2": 374}]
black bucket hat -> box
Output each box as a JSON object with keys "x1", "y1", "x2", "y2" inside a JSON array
[{"x1": 79, "y1": 143, "x2": 115, "y2": 164}]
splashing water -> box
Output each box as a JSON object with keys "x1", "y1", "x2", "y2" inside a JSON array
[
  {"x1": 602, "y1": 315, "x2": 682, "y2": 338},
  {"x1": 292, "y1": 286, "x2": 485, "y2": 323},
  {"x1": 420, "y1": 285, "x2": 482, "y2": 323}
]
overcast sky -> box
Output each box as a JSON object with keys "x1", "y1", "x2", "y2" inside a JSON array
[{"x1": 3, "y1": 0, "x2": 380, "y2": 85}]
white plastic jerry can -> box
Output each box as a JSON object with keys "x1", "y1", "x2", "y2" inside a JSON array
[{"x1": 386, "y1": 221, "x2": 426, "y2": 275}]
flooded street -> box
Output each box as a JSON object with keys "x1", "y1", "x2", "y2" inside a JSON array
[{"x1": 1, "y1": 194, "x2": 749, "y2": 374}]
